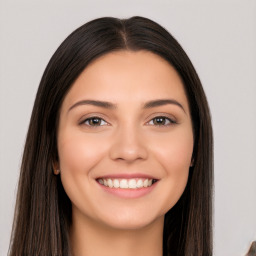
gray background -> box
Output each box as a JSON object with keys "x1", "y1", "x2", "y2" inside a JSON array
[{"x1": 0, "y1": 0, "x2": 255, "y2": 255}]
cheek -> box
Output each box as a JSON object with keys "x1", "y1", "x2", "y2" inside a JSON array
[
  {"x1": 57, "y1": 130, "x2": 107, "y2": 173},
  {"x1": 57, "y1": 131, "x2": 107, "y2": 204},
  {"x1": 150, "y1": 129, "x2": 193, "y2": 212},
  {"x1": 58, "y1": 140, "x2": 92, "y2": 178},
  {"x1": 152, "y1": 128, "x2": 194, "y2": 171}
]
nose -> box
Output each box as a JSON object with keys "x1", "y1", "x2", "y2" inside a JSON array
[{"x1": 109, "y1": 124, "x2": 148, "y2": 163}]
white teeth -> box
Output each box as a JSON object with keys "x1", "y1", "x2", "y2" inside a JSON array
[
  {"x1": 143, "y1": 179, "x2": 148, "y2": 187},
  {"x1": 107, "y1": 179, "x2": 113, "y2": 188},
  {"x1": 128, "y1": 179, "x2": 137, "y2": 189},
  {"x1": 120, "y1": 179, "x2": 128, "y2": 188},
  {"x1": 136, "y1": 179, "x2": 143, "y2": 188},
  {"x1": 98, "y1": 178, "x2": 155, "y2": 189},
  {"x1": 113, "y1": 179, "x2": 119, "y2": 188}
]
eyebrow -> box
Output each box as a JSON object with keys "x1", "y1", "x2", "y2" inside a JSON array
[
  {"x1": 68, "y1": 100, "x2": 116, "y2": 112},
  {"x1": 68, "y1": 99, "x2": 185, "y2": 113},
  {"x1": 143, "y1": 99, "x2": 185, "y2": 112}
]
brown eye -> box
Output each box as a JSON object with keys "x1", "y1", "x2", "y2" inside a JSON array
[
  {"x1": 83, "y1": 117, "x2": 107, "y2": 126},
  {"x1": 149, "y1": 116, "x2": 176, "y2": 126}
]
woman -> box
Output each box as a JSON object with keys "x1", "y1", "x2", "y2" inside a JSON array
[{"x1": 8, "y1": 16, "x2": 213, "y2": 256}]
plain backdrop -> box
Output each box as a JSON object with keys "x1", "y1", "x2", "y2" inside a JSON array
[{"x1": 0, "y1": 0, "x2": 255, "y2": 255}]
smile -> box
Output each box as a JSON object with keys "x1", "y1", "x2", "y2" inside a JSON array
[{"x1": 97, "y1": 178, "x2": 158, "y2": 189}]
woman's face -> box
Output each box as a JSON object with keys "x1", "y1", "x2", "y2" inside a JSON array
[{"x1": 57, "y1": 50, "x2": 194, "y2": 230}]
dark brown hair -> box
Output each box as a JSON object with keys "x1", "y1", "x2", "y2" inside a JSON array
[{"x1": 9, "y1": 16, "x2": 213, "y2": 256}]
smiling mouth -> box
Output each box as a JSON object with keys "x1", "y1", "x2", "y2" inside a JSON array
[{"x1": 96, "y1": 178, "x2": 158, "y2": 189}]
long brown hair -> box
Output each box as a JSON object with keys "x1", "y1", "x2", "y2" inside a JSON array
[{"x1": 8, "y1": 16, "x2": 213, "y2": 256}]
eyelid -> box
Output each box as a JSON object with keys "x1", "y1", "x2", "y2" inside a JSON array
[
  {"x1": 147, "y1": 117, "x2": 176, "y2": 126},
  {"x1": 145, "y1": 113, "x2": 178, "y2": 125},
  {"x1": 79, "y1": 114, "x2": 110, "y2": 127},
  {"x1": 78, "y1": 112, "x2": 178, "y2": 127}
]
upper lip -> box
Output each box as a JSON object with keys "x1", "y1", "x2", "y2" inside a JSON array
[{"x1": 95, "y1": 173, "x2": 159, "y2": 180}]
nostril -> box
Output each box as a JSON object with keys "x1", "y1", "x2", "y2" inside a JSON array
[{"x1": 109, "y1": 135, "x2": 148, "y2": 162}]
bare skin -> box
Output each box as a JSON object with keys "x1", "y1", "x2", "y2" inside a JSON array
[
  {"x1": 70, "y1": 211, "x2": 164, "y2": 256},
  {"x1": 57, "y1": 50, "x2": 194, "y2": 256}
]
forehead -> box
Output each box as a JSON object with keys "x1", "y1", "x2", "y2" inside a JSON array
[{"x1": 62, "y1": 50, "x2": 189, "y2": 112}]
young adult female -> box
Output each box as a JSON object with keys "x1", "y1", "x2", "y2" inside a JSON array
[{"x1": 8, "y1": 16, "x2": 213, "y2": 256}]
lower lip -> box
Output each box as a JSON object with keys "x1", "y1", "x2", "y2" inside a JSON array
[{"x1": 97, "y1": 182, "x2": 158, "y2": 199}]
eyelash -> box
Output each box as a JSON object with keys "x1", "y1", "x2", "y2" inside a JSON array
[
  {"x1": 80, "y1": 116, "x2": 177, "y2": 128},
  {"x1": 147, "y1": 116, "x2": 177, "y2": 126},
  {"x1": 81, "y1": 117, "x2": 108, "y2": 127}
]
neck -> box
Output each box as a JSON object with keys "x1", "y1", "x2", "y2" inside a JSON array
[{"x1": 70, "y1": 211, "x2": 164, "y2": 256}]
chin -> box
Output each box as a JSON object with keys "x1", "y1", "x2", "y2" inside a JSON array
[{"x1": 96, "y1": 207, "x2": 165, "y2": 231}]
